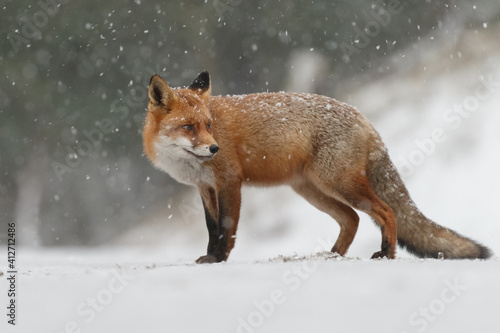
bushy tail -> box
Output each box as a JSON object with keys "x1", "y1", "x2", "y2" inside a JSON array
[{"x1": 366, "y1": 148, "x2": 491, "y2": 259}]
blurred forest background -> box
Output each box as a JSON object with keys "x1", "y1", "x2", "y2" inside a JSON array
[{"x1": 1, "y1": 0, "x2": 499, "y2": 247}]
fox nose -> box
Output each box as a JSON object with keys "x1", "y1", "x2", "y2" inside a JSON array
[{"x1": 209, "y1": 144, "x2": 219, "y2": 154}]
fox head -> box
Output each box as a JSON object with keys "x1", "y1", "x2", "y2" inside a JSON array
[{"x1": 143, "y1": 72, "x2": 219, "y2": 172}]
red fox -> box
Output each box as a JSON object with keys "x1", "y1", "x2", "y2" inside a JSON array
[{"x1": 143, "y1": 71, "x2": 491, "y2": 263}]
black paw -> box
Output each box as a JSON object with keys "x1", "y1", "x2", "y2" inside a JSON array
[
  {"x1": 195, "y1": 255, "x2": 220, "y2": 264},
  {"x1": 371, "y1": 251, "x2": 386, "y2": 259},
  {"x1": 371, "y1": 250, "x2": 395, "y2": 259}
]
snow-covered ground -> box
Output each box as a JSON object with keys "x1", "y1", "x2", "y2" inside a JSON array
[
  {"x1": 3, "y1": 250, "x2": 500, "y2": 333},
  {"x1": 2, "y1": 25, "x2": 500, "y2": 333}
]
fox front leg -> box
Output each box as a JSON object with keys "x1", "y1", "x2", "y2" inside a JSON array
[
  {"x1": 196, "y1": 187, "x2": 220, "y2": 263},
  {"x1": 196, "y1": 184, "x2": 242, "y2": 264}
]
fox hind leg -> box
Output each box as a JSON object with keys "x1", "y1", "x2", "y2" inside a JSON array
[
  {"x1": 308, "y1": 168, "x2": 398, "y2": 259},
  {"x1": 339, "y1": 176, "x2": 397, "y2": 259},
  {"x1": 292, "y1": 181, "x2": 360, "y2": 256}
]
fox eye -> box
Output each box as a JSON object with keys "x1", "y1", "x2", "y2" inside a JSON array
[
  {"x1": 207, "y1": 123, "x2": 211, "y2": 130},
  {"x1": 182, "y1": 125, "x2": 194, "y2": 131}
]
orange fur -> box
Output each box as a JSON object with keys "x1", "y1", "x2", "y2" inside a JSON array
[{"x1": 143, "y1": 72, "x2": 491, "y2": 263}]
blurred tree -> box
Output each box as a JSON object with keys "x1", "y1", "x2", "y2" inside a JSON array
[{"x1": 0, "y1": 0, "x2": 496, "y2": 245}]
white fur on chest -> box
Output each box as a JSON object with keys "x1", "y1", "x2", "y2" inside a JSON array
[{"x1": 153, "y1": 136, "x2": 215, "y2": 186}]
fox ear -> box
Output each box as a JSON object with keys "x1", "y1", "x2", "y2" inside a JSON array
[
  {"x1": 149, "y1": 75, "x2": 176, "y2": 107},
  {"x1": 189, "y1": 71, "x2": 211, "y2": 97}
]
